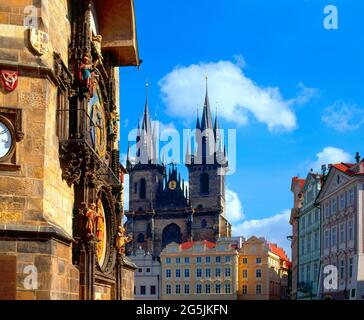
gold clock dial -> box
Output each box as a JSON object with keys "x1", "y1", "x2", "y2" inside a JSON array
[{"x1": 169, "y1": 180, "x2": 177, "y2": 190}]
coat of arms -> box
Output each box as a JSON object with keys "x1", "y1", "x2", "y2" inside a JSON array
[
  {"x1": 29, "y1": 28, "x2": 49, "y2": 56},
  {"x1": 0, "y1": 70, "x2": 18, "y2": 93}
]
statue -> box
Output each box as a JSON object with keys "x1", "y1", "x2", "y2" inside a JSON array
[
  {"x1": 92, "y1": 35, "x2": 103, "y2": 63},
  {"x1": 85, "y1": 203, "x2": 97, "y2": 237},
  {"x1": 115, "y1": 226, "x2": 132, "y2": 255},
  {"x1": 79, "y1": 52, "x2": 96, "y2": 97},
  {"x1": 95, "y1": 199, "x2": 105, "y2": 242},
  {"x1": 108, "y1": 111, "x2": 119, "y2": 136}
]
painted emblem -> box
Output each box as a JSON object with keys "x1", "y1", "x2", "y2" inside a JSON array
[
  {"x1": 29, "y1": 28, "x2": 49, "y2": 56},
  {"x1": 0, "y1": 70, "x2": 18, "y2": 92}
]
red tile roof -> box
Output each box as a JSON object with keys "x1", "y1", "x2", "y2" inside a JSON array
[
  {"x1": 268, "y1": 243, "x2": 290, "y2": 264},
  {"x1": 331, "y1": 163, "x2": 355, "y2": 175},
  {"x1": 291, "y1": 176, "x2": 305, "y2": 190},
  {"x1": 180, "y1": 240, "x2": 216, "y2": 250}
]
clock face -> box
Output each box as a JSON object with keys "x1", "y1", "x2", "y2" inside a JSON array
[
  {"x1": 0, "y1": 120, "x2": 13, "y2": 160},
  {"x1": 95, "y1": 199, "x2": 108, "y2": 267},
  {"x1": 88, "y1": 87, "x2": 107, "y2": 158},
  {"x1": 169, "y1": 180, "x2": 177, "y2": 190}
]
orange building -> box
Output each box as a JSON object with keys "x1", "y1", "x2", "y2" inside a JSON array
[{"x1": 237, "y1": 236, "x2": 291, "y2": 300}]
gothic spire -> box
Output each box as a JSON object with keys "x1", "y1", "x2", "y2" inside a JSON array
[
  {"x1": 196, "y1": 107, "x2": 201, "y2": 130},
  {"x1": 142, "y1": 81, "x2": 152, "y2": 134},
  {"x1": 201, "y1": 76, "x2": 213, "y2": 132}
]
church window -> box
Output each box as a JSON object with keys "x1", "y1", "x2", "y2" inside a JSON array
[
  {"x1": 200, "y1": 173, "x2": 209, "y2": 194},
  {"x1": 201, "y1": 219, "x2": 207, "y2": 228},
  {"x1": 137, "y1": 233, "x2": 145, "y2": 243},
  {"x1": 134, "y1": 183, "x2": 137, "y2": 194},
  {"x1": 139, "y1": 178, "x2": 146, "y2": 199}
]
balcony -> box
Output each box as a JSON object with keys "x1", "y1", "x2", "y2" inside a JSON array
[{"x1": 95, "y1": 0, "x2": 140, "y2": 67}]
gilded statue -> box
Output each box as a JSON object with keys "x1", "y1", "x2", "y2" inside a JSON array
[{"x1": 115, "y1": 226, "x2": 132, "y2": 255}]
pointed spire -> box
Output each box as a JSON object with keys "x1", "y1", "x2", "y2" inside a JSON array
[
  {"x1": 196, "y1": 107, "x2": 201, "y2": 130},
  {"x1": 126, "y1": 142, "x2": 132, "y2": 170},
  {"x1": 214, "y1": 107, "x2": 220, "y2": 140},
  {"x1": 201, "y1": 76, "x2": 213, "y2": 131},
  {"x1": 136, "y1": 119, "x2": 141, "y2": 157},
  {"x1": 185, "y1": 134, "x2": 191, "y2": 165},
  {"x1": 142, "y1": 81, "x2": 152, "y2": 134}
]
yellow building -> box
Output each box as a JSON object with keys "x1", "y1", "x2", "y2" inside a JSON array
[
  {"x1": 238, "y1": 236, "x2": 291, "y2": 300},
  {"x1": 160, "y1": 239, "x2": 239, "y2": 300}
]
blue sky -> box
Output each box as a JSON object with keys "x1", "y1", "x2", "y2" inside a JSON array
[{"x1": 119, "y1": 0, "x2": 364, "y2": 253}]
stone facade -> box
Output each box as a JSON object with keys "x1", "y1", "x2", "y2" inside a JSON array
[{"x1": 0, "y1": 0, "x2": 139, "y2": 300}]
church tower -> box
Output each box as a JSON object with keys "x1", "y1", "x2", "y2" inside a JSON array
[
  {"x1": 125, "y1": 80, "x2": 231, "y2": 258},
  {"x1": 186, "y1": 79, "x2": 229, "y2": 240},
  {"x1": 127, "y1": 84, "x2": 165, "y2": 213}
]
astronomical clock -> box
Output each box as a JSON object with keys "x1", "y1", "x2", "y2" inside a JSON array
[{"x1": 54, "y1": 1, "x2": 130, "y2": 300}]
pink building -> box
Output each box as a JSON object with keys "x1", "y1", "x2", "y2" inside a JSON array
[{"x1": 316, "y1": 156, "x2": 364, "y2": 300}]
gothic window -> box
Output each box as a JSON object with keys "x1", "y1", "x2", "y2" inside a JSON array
[
  {"x1": 201, "y1": 219, "x2": 207, "y2": 228},
  {"x1": 162, "y1": 223, "x2": 182, "y2": 248},
  {"x1": 140, "y1": 178, "x2": 146, "y2": 199},
  {"x1": 200, "y1": 173, "x2": 209, "y2": 194},
  {"x1": 134, "y1": 183, "x2": 137, "y2": 194},
  {"x1": 137, "y1": 233, "x2": 145, "y2": 243}
]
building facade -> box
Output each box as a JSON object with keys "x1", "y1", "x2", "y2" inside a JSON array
[
  {"x1": 160, "y1": 239, "x2": 238, "y2": 300},
  {"x1": 0, "y1": 0, "x2": 139, "y2": 300},
  {"x1": 129, "y1": 248, "x2": 161, "y2": 300},
  {"x1": 316, "y1": 158, "x2": 364, "y2": 300},
  {"x1": 125, "y1": 86, "x2": 231, "y2": 258},
  {"x1": 237, "y1": 236, "x2": 291, "y2": 300},
  {"x1": 289, "y1": 177, "x2": 305, "y2": 299},
  {"x1": 297, "y1": 172, "x2": 322, "y2": 299}
]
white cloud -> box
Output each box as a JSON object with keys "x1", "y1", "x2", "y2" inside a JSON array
[
  {"x1": 310, "y1": 146, "x2": 352, "y2": 171},
  {"x1": 159, "y1": 58, "x2": 313, "y2": 132},
  {"x1": 225, "y1": 188, "x2": 245, "y2": 222},
  {"x1": 291, "y1": 82, "x2": 319, "y2": 105},
  {"x1": 232, "y1": 210, "x2": 292, "y2": 256},
  {"x1": 322, "y1": 102, "x2": 364, "y2": 132}
]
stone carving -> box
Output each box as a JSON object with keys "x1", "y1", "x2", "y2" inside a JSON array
[
  {"x1": 0, "y1": 70, "x2": 18, "y2": 93},
  {"x1": 115, "y1": 226, "x2": 132, "y2": 255},
  {"x1": 92, "y1": 35, "x2": 103, "y2": 63},
  {"x1": 29, "y1": 28, "x2": 50, "y2": 56}
]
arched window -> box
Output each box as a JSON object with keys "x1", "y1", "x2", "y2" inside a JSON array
[
  {"x1": 137, "y1": 233, "x2": 145, "y2": 243},
  {"x1": 201, "y1": 219, "x2": 207, "y2": 228},
  {"x1": 200, "y1": 173, "x2": 209, "y2": 194},
  {"x1": 140, "y1": 178, "x2": 146, "y2": 199},
  {"x1": 162, "y1": 223, "x2": 182, "y2": 248}
]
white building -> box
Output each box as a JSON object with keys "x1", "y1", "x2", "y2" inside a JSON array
[
  {"x1": 129, "y1": 248, "x2": 161, "y2": 300},
  {"x1": 316, "y1": 158, "x2": 364, "y2": 300}
]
